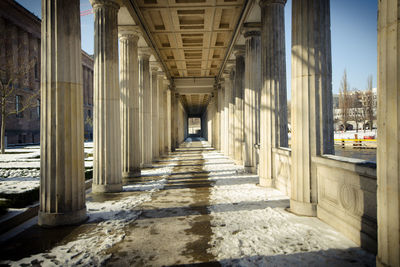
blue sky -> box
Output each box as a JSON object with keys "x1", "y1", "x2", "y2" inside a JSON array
[{"x1": 16, "y1": 0, "x2": 377, "y2": 94}]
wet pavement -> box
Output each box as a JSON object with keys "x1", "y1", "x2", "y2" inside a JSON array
[{"x1": 107, "y1": 139, "x2": 223, "y2": 266}]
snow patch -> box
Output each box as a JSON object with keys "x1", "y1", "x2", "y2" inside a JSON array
[{"x1": 6, "y1": 178, "x2": 167, "y2": 267}]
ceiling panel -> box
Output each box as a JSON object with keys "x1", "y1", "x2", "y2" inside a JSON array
[{"x1": 137, "y1": 0, "x2": 245, "y2": 78}]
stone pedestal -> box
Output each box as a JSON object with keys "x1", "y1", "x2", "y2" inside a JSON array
[
  {"x1": 151, "y1": 66, "x2": 159, "y2": 160},
  {"x1": 259, "y1": 0, "x2": 288, "y2": 185},
  {"x1": 119, "y1": 28, "x2": 140, "y2": 180},
  {"x1": 91, "y1": 0, "x2": 122, "y2": 193},
  {"x1": 139, "y1": 51, "x2": 152, "y2": 167},
  {"x1": 377, "y1": 1, "x2": 400, "y2": 265},
  {"x1": 39, "y1": 0, "x2": 87, "y2": 226},
  {"x1": 290, "y1": 0, "x2": 333, "y2": 216},
  {"x1": 243, "y1": 29, "x2": 261, "y2": 173},
  {"x1": 234, "y1": 49, "x2": 245, "y2": 165}
]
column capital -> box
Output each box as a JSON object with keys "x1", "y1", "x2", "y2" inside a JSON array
[
  {"x1": 118, "y1": 25, "x2": 141, "y2": 41},
  {"x1": 150, "y1": 64, "x2": 160, "y2": 72},
  {"x1": 259, "y1": 0, "x2": 287, "y2": 7},
  {"x1": 242, "y1": 22, "x2": 261, "y2": 39},
  {"x1": 90, "y1": 0, "x2": 121, "y2": 9},
  {"x1": 138, "y1": 48, "x2": 152, "y2": 60},
  {"x1": 225, "y1": 60, "x2": 235, "y2": 72},
  {"x1": 233, "y1": 45, "x2": 245, "y2": 57}
]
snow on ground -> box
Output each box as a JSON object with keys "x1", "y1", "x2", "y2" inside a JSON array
[
  {"x1": 5, "y1": 177, "x2": 169, "y2": 267},
  {"x1": 0, "y1": 177, "x2": 39, "y2": 194},
  {"x1": 207, "y1": 167, "x2": 375, "y2": 266},
  {"x1": 0, "y1": 142, "x2": 95, "y2": 194},
  {"x1": 334, "y1": 130, "x2": 377, "y2": 139}
]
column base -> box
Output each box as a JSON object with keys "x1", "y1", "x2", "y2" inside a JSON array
[
  {"x1": 244, "y1": 165, "x2": 257, "y2": 173},
  {"x1": 289, "y1": 199, "x2": 317, "y2": 217},
  {"x1": 376, "y1": 257, "x2": 390, "y2": 267},
  {"x1": 38, "y1": 207, "x2": 87, "y2": 227},
  {"x1": 259, "y1": 177, "x2": 273, "y2": 187},
  {"x1": 122, "y1": 170, "x2": 141, "y2": 179},
  {"x1": 92, "y1": 183, "x2": 123, "y2": 193},
  {"x1": 142, "y1": 163, "x2": 153, "y2": 168}
]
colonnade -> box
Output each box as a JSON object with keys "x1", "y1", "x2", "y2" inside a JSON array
[
  {"x1": 38, "y1": 0, "x2": 176, "y2": 224},
  {"x1": 39, "y1": 0, "x2": 399, "y2": 265}
]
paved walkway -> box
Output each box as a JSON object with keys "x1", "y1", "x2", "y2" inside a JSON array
[{"x1": 0, "y1": 138, "x2": 375, "y2": 266}]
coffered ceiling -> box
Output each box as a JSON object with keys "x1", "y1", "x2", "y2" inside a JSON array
[{"x1": 135, "y1": 0, "x2": 245, "y2": 78}]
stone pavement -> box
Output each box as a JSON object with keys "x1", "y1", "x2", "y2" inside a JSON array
[{"x1": 0, "y1": 138, "x2": 375, "y2": 266}]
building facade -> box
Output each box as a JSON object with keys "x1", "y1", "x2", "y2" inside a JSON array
[{"x1": 0, "y1": 0, "x2": 93, "y2": 145}]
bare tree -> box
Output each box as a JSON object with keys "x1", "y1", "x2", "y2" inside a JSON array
[
  {"x1": 364, "y1": 75, "x2": 375, "y2": 130},
  {"x1": 0, "y1": 38, "x2": 39, "y2": 154},
  {"x1": 339, "y1": 70, "x2": 351, "y2": 131},
  {"x1": 350, "y1": 90, "x2": 363, "y2": 132}
]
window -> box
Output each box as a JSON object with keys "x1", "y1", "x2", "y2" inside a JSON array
[
  {"x1": 36, "y1": 99, "x2": 40, "y2": 118},
  {"x1": 88, "y1": 109, "x2": 91, "y2": 118},
  {"x1": 34, "y1": 62, "x2": 39, "y2": 80},
  {"x1": 16, "y1": 95, "x2": 23, "y2": 118}
]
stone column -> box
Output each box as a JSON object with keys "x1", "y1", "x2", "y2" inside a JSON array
[
  {"x1": 151, "y1": 65, "x2": 159, "y2": 160},
  {"x1": 290, "y1": 0, "x2": 333, "y2": 216},
  {"x1": 234, "y1": 48, "x2": 245, "y2": 165},
  {"x1": 39, "y1": 0, "x2": 86, "y2": 226},
  {"x1": 219, "y1": 80, "x2": 226, "y2": 154},
  {"x1": 216, "y1": 84, "x2": 223, "y2": 151},
  {"x1": 158, "y1": 73, "x2": 165, "y2": 156},
  {"x1": 377, "y1": 1, "x2": 400, "y2": 265},
  {"x1": 174, "y1": 92, "x2": 180, "y2": 149},
  {"x1": 91, "y1": 0, "x2": 122, "y2": 193},
  {"x1": 170, "y1": 88, "x2": 176, "y2": 151},
  {"x1": 243, "y1": 27, "x2": 261, "y2": 173},
  {"x1": 139, "y1": 51, "x2": 152, "y2": 167},
  {"x1": 259, "y1": 0, "x2": 288, "y2": 185},
  {"x1": 119, "y1": 27, "x2": 140, "y2": 180},
  {"x1": 224, "y1": 67, "x2": 235, "y2": 159},
  {"x1": 166, "y1": 86, "x2": 172, "y2": 152}
]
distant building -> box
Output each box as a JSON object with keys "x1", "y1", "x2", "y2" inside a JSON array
[
  {"x1": 0, "y1": 0, "x2": 93, "y2": 145},
  {"x1": 333, "y1": 88, "x2": 377, "y2": 131}
]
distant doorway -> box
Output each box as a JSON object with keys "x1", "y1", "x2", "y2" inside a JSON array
[{"x1": 188, "y1": 117, "x2": 201, "y2": 136}]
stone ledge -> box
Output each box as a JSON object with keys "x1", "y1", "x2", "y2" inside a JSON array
[{"x1": 0, "y1": 179, "x2": 92, "y2": 236}]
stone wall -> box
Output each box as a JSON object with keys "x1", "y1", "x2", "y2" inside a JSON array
[
  {"x1": 270, "y1": 148, "x2": 377, "y2": 253},
  {"x1": 313, "y1": 156, "x2": 377, "y2": 253},
  {"x1": 272, "y1": 148, "x2": 291, "y2": 196}
]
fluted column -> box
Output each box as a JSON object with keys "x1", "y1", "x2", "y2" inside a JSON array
[
  {"x1": 219, "y1": 80, "x2": 226, "y2": 154},
  {"x1": 225, "y1": 67, "x2": 235, "y2": 159},
  {"x1": 139, "y1": 51, "x2": 152, "y2": 167},
  {"x1": 259, "y1": 0, "x2": 288, "y2": 185},
  {"x1": 234, "y1": 48, "x2": 245, "y2": 165},
  {"x1": 216, "y1": 84, "x2": 223, "y2": 151},
  {"x1": 166, "y1": 86, "x2": 172, "y2": 152},
  {"x1": 119, "y1": 27, "x2": 140, "y2": 180},
  {"x1": 173, "y1": 92, "x2": 180, "y2": 149},
  {"x1": 243, "y1": 28, "x2": 261, "y2": 173},
  {"x1": 91, "y1": 0, "x2": 122, "y2": 193},
  {"x1": 151, "y1": 65, "x2": 159, "y2": 160},
  {"x1": 377, "y1": 1, "x2": 400, "y2": 265},
  {"x1": 290, "y1": 0, "x2": 333, "y2": 216},
  {"x1": 158, "y1": 73, "x2": 165, "y2": 156},
  {"x1": 39, "y1": 0, "x2": 86, "y2": 226}
]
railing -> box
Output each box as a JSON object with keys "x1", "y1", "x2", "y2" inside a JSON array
[{"x1": 334, "y1": 138, "x2": 377, "y2": 149}]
